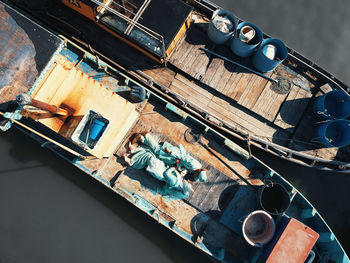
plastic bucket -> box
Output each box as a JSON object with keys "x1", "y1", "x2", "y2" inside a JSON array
[
  {"x1": 259, "y1": 182, "x2": 290, "y2": 215},
  {"x1": 313, "y1": 90, "x2": 350, "y2": 120},
  {"x1": 207, "y1": 9, "x2": 238, "y2": 44},
  {"x1": 242, "y1": 210, "x2": 275, "y2": 247},
  {"x1": 231, "y1": 22, "x2": 263, "y2": 57},
  {"x1": 315, "y1": 120, "x2": 350, "y2": 148},
  {"x1": 89, "y1": 119, "x2": 106, "y2": 140},
  {"x1": 252, "y1": 38, "x2": 288, "y2": 72}
]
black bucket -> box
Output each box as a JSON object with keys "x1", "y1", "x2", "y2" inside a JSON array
[{"x1": 259, "y1": 183, "x2": 290, "y2": 215}]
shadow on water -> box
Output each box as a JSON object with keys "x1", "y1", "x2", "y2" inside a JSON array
[{"x1": 0, "y1": 128, "x2": 212, "y2": 263}]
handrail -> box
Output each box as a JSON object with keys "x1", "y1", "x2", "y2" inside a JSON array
[
  {"x1": 89, "y1": 0, "x2": 166, "y2": 57},
  {"x1": 124, "y1": 0, "x2": 150, "y2": 35}
]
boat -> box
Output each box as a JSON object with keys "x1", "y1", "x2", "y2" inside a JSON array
[
  {"x1": 6, "y1": 0, "x2": 350, "y2": 173},
  {"x1": 1, "y1": 2, "x2": 349, "y2": 262}
]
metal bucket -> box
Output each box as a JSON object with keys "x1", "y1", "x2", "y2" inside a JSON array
[
  {"x1": 252, "y1": 38, "x2": 288, "y2": 72},
  {"x1": 259, "y1": 182, "x2": 290, "y2": 215},
  {"x1": 207, "y1": 9, "x2": 238, "y2": 44},
  {"x1": 315, "y1": 120, "x2": 350, "y2": 148},
  {"x1": 313, "y1": 90, "x2": 350, "y2": 120},
  {"x1": 231, "y1": 21, "x2": 263, "y2": 57},
  {"x1": 242, "y1": 210, "x2": 275, "y2": 247}
]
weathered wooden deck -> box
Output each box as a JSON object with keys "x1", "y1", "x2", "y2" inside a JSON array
[
  {"x1": 76, "y1": 100, "x2": 264, "y2": 259},
  {"x1": 140, "y1": 23, "x2": 344, "y2": 162}
]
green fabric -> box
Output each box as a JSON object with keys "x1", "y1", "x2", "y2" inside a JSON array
[
  {"x1": 158, "y1": 142, "x2": 202, "y2": 172},
  {"x1": 130, "y1": 146, "x2": 165, "y2": 181},
  {"x1": 129, "y1": 133, "x2": 201, "y2": 197}
]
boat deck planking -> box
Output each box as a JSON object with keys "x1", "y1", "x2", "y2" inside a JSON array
[
  {"x1": 3, "y1": 0, "x2": 348, "y2": 166},
  {"x1": 251, "y1": 73, "x2": 289, "y2": 122},
  {"x1": 169, "y1": 26, "x2": 214, "y2": 80},
  {"x1": 76, "y1": 100, "x2": 263, "y2": 259},
  {"x1": 273, "y1": 83, "x2": 313, "y2": 132},
  {"x1": 141, "y1": 63, "x2": 288, "y2": 140},
  {"x1": 140, "y1": 22, "x2": 346, "y2": 159}
]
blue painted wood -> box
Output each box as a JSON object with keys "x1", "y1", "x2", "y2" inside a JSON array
[
  {"x1": 318, "y1": 232, "x2": 335, "y2": 242},
  {"x1": 301, "y1": 208, "x2": 316, "y2": 218},
  {"x1": 165, "y1": 103, "x2": 188, "y2": 120}
]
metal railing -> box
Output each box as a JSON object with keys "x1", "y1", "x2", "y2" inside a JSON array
[{"x1": 88, "y1": 0, "x2": 166, "y2": 59}]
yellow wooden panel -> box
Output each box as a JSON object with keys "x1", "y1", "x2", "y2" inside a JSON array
[
  {"x1": 166, "y1": 11, "x2": 192, "y2": 57},
  {"x1": 33, "y1": 55, "x2": 139, "y2": 158},
  {"x1": 33, "y1": 63, "x2": 70, "y2": 103}
]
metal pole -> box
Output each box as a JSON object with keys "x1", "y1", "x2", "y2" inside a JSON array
[
  {"x1": 200, "y1": 48, "x2": 278, "y2": 84},
  {"x1": 0, "y1": 111, "x2": 93, "y2": 159},
  {"x1": 16, "y1": 94, "x2": 70, "y2": 116}
]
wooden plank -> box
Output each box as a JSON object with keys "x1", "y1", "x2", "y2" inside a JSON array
[
  {"x1": 207, "y1": 96, "x2": 282, "y2": 138},
  {"x1": 178, "y1": 43, "x2": 198, "y2": 68},
  {"x1": 169, "y1": 33, "x2": 192, "y2": 64},
  {"x1": 221, "y1": 69, "x2": 242, "y2": 95},
  {"x1": 170, "y1": 78, "x2": 212, "y2": 107},
  {"x1": 201, "y1": 46, "x2": 243, "y2": 93},
  {"x1": 174, "y1": 73, "x2": 213, "y2": 101},
  {"x1": 186, "y1": 49, "x2": 212, "y2": 80},
  {"x1": 201, "y1": 57, "x2": 222, "y2": 86},
  {"x1": 142, "y1": 67, "x2": 176, "y2": 88},
  {"x1": 314, "y1": 147, "x2": 339, "y2": 161},
  {"x1": 274, "y1": 84, "x2": 313, "y2": 132},
  {"x1": 33, "y1": 62, "x2": 70, "y2": 104},
  {"x1": 191, "y1": 49, "x2": 213, "y2": 80},
  {"x1": 196, "y1": 173, "x2": 236, "y2": 212},
  {"x1": 215, "y1": 62, "x2": 237, "y2": 93},
  {"x1": 237, "y1": 73, "x2": 271, "y2": 110},
  {"x1": 252, "y1": 74, "x2": 289, "y2": 122},
  {"x1": 168, "y1": 82, "x2": 209, "y2": 110},
  {"x1": 226, "y1": 71, "x2": 254, "y2": 102},
  {"x1": 187, "y1": 169, "x2": 220, "y2": 210},
  {"x1": 208, "y1": 59, "x2": 231, "y2": 90},
  {"x1": 170, "y1": 26, "x2": 212, "y2": 80}
]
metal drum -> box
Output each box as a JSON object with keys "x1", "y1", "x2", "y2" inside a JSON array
[
  {"x1": 242, "y1": 210, "x2": 276, "y2": 247},
  {"x1": 231, "y1": 21, "x2": 263, "y2": 57},
  {"x1": 207, "y1": 9, "x2": 238, "y2": 44},
  {"x1": 252, "y1": 38, "x2": 288, "y2": 72},
  {"x1": 314, "y1": 120, "x2": 350, "y2": 148},
  {"x1": 313, "y1": 90, "x2": 350, "y2": 120},
  {"x1": 259, "y1": 182, "x2": 290, "y2": 215}
]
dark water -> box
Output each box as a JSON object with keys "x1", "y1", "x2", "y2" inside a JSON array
[{"x1": 1, "y1": 1, "x2": 350, "y2": 262}]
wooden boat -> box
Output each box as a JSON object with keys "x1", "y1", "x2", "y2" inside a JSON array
[
  {"x1": 1, "y1": 2, "x2": 349, "y2": 262},
  {"x1": 7, "y1": 0, "x2": 350, "y2": 173}
]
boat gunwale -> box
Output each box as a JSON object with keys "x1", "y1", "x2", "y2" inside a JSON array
[
  {"x1": 0, "y1": 10, "x2": 348, "y2": 259},
  {"x1": 5, "y1": 0, "x2": 350, "y2": 172}
]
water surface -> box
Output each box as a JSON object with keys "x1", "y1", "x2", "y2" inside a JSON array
[{"x1": 1, "y1": 1, "x2": 350, "y2": 262}]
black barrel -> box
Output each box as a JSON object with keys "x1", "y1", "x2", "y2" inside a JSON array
[{"x1": 259, "y1": 182, "x2": 290, "y2": 215}]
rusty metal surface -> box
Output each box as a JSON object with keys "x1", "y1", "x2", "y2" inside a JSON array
[{"x1": 0, "y1": 2, "x2": 63, "y2": 104}]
